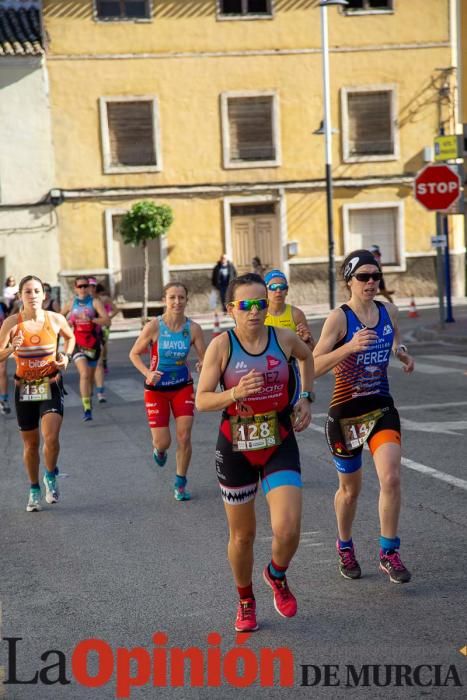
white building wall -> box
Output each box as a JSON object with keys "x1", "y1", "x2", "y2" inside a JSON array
[{"x1": 0, "y1": 57, "x2": 59, "y2": 286}]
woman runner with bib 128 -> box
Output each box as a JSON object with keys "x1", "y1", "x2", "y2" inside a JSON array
[
  {"x1": 313, "y1": 250, "x2": 414, "y2": 584},
  {"x1": 196, "y1": 273, "x2": 314, "y2": 632},
  {"x1": 0, "y1": 275, "x2": 75, "y2": 512}
]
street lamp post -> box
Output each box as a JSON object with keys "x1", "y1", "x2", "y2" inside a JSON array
[{"x1": 319, "y1": 0, "x2": 348, "y2": 310}]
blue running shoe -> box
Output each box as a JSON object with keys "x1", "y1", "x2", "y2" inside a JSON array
[
  {"x1": 153, "y1": 449, "x2": 167, "y2": 467},
  {"x1": 82, "y1": 409, "x2": 93, "y2": 422},
  {"x1": 26, "y1": 487, "x2": 42, "y2": 512},
  {"x1": 174, "y1": 485, "x2": 191, "y2": 501}
]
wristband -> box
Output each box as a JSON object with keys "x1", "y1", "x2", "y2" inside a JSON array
[{"x1": 394, "y1": 344, "x2": 407, "y2": 357}]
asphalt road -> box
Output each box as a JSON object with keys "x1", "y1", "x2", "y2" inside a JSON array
[{"x1": 1, "y1": 309, "x2": 466, "y2": 699}]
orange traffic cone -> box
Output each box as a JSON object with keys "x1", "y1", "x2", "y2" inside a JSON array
[
  {"x1": 408, "y1": 296, "x2": 419, "y2": 319},
  {"x1": 212, "y1": 311, "x2": 221, "y2": 337}
]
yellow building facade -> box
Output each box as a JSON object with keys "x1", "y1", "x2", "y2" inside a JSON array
[{"x1": 43, "y1": 0, "x2": 464, "y2": 307}]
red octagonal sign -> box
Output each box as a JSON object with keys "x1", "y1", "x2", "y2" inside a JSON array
[{"x1": 414, "y1": 164, "x2": 461, "y2": 212}]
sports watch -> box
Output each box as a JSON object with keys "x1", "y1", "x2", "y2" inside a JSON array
[{"x1": 299, "y1": 391, "x2": 315, "y2": 403}]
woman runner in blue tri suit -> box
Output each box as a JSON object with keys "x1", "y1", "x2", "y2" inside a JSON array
[
  {"x1": 129, "y1": 283, "x2": 206, "y2": 501},
  {"x1": 196, "y1": 273, "x2": 314, "y2": 632},
  {"x1": 313, "y1": 249, "x2": 414, "y2": 584}
]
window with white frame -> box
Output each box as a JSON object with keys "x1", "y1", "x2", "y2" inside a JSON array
[
  {"x1": 100, "y1": 97, "x2": 161, "y2": 174},
  {"x1": 345, "y1": 0, "x2": 393, "y2": 12},
  {"x1": 345, "y1": 204, "x2": 402, "y2": 266},
  {"x1": 218, "y1": 0, "x2": 272, "y2": 17},
  {"x1": 342, "y1": 87, "x2": 397, "y2": 162},
  {"x1": 221, "y1": 92, "x2": 280, "y2": 168},
  {"x1": 95, "y1": 0, "x2": 151, "y2": 20}
]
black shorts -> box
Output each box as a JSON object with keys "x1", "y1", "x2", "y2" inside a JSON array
[
  {"x1": 326, "y1": 400, "x2": 400, "y2": 474},
  {"x1": 73, "y1": 343, "x2": 101, "y2": 367},
  {"x1": 14, "y1": 376, "x2": 64, "y2": 431},
  {"x1": 215, "y1": 413, "x2": 302, "y2": 505}
]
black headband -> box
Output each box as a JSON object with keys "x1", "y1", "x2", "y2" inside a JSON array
[{"x1": 343, "y1": 251, "x2": 380, "y2": 282}]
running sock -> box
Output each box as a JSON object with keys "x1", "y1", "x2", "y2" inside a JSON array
[
  {"x1": 30, "y1": 483, "x2": 40, "y2": 490},
  {"x1": 237, "y1": 583, "x2": 254, "y2": 600},
  {"x1": 380, "y1": 535, "x2": 401, "y2": 554},
  {"x1": 268, "y1": 559, "x2": 288, "y2": 580},
  {"x1": 96, "y1": 387, "x2": 105, "y2": 395},
  {"x1": 0, "y1": 394, "x2": 8, "y2": 402},
  {"x1": 82, "y1": 397, "x2": 92, "y2": 411},
  {"x1": 174, "y1": 474, "x2": 187, "y2": 489},
  {"x1": 338, "y1": 537, "x2": 353, "y2": 550}
]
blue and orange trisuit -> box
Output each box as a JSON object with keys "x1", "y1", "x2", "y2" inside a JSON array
[{"x1": 325, "y1": 301, "x2": 401, "y2": 473}]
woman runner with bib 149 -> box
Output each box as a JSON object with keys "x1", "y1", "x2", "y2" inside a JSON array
[
  {"x1": 0, "y1": 276, "x2": 75, "y2": 512},
  {"x1": 129, "y1": 283, "x2": 206, "y2": 501},
  {"x1": 196, "y1": 273, "x2": 314, "y2": 632},
  {"x1": 313, "y1": 250, "x2": 414, "y2": 584}
]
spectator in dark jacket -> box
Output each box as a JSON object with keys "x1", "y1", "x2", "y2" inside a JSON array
[{"x1": 212, "y1": 254, "x2": 236, "y2": 311}]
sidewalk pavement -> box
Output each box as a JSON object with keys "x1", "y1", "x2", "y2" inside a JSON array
[{"x1": 110, "y1": 296, "x2": 467, "y2": 344}]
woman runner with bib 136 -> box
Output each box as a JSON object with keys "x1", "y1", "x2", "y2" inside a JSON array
[
  {"x1": 196, "y1": 273, "x2": 314, "y2": 632},
  {"x1": 313, "y1": 250, "x2": 414, "y2": 584},
  {"x1": 0, "y1": 275, "x2": 75, "y2": 512},
  {"x1": 129, "y1": 283, "x2": 206, "y2": 501}
]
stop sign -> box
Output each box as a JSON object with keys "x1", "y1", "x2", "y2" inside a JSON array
[{"x1": 414, "y1": 164, "x2": 461, "y2": 211}]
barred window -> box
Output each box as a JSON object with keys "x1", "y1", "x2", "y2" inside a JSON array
[
  {"x1": 219, "y1": 1, "x2": 272, "y2": 16},
  {"x1": 100, "y1": 97, "x2": 161, "y2": 173},
  {"x1": 345, "y1": 0, "x2": 393, "y2": 12},
  {"x1": 96, "y1": 1, "x2": 150, "y2": 20},
  {"x1": 343, "y1": 89, "x2": 396, "y2": 160},
  {"x1": 225, "y1": 96, "x2": 277, "y2": 165}
]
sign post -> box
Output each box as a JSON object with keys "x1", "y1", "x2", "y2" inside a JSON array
[
  {"x1": 415, "y1": 163, "x2": 461, "y2": 324},
  {"x1": 431, "y1": 233, "x2": 446, "y2": 327}
]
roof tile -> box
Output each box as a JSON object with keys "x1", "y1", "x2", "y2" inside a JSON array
[{"x1": 0, "y1": 6, "x2": 43, "y2": 56}]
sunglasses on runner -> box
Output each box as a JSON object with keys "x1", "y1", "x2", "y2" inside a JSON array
[
  {"x1": 229, "y1": 298, "x2": 268, "y2": 311},
  {"x1": 76, "y1": 283, "x2": 89, "y2": 289},
  {"x1": 268, "y1": 283, "x2": 288, "y2": 292},
  {"x1": 352, "y1": 272, "x2": 383, "y2": 282}
]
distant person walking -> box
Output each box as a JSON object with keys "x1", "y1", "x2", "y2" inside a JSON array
[
  {"x1": 370, "y1": 245, "x2": 394, "y2": 303},
  {"x1": 3, "y1": 276, "x2": 19, "y2": 312},
  {"x1": 251, "y1": 256, "x2": 266, "y2": 277},
  {"x1": 212, "y1": 254, "x2": 236, "y2": 312}
]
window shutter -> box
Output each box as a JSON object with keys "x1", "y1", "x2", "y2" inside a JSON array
[
  {"x1": 348, "y1": 91, "x2": 393, "y2": 156},
  {"x1": 228, "y1": 97, "x2": 275, "y2": 162},
  {"x1": 107, "y1": 101, "x2": 156, "y2": 166},
  {"x1": 348, "y1": 208, "x2": 398, "y2": 264}
]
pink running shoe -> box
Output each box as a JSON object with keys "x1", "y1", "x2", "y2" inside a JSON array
[
  {"x1": 336, "y1": 540, "x2": 362, "y2": 580},
  {"x1": 235, "y1": 598, "x2": 259, "y2": 632},
  {"x1": 379, "y1": 549, "x2": 411, "y2": 583},
  {"x1": 263, "y1": 565, "x2": 297, "y2": 618}
]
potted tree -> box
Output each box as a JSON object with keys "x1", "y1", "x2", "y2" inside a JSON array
[{"x1": 120, "y1": 201, "x2": 173, "y2": 323}]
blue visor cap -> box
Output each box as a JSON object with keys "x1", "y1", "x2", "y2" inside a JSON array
[{"x1": 264, "y1": 269, "x2": 288, "y2": 286}]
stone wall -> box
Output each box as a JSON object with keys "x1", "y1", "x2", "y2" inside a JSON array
[{"x1": 172, "y1": 253, "x2": 465, "y2": 312}]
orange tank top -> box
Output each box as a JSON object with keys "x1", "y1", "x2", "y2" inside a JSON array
[{"x1": 14, "y1": 311, "x2": 58, "y2": 380}]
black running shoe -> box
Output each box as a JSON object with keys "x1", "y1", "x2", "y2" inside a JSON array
[
  {"x1": 336, "y1": 540, "x2": 362, "y2": 580},
  {"x1": 379, "y1": 549, "x2": 411, "y2": 583}
]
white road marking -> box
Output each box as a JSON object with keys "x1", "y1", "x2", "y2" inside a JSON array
[
  {"x1": 421, "y1": 354, "x2": 467, "y2": 366},
  {"x1": 313, "y1": 400, "x2": 467, "y2": 419},
  {"x1": 390, "y1": 358, "x2": 459, "y2": 374},
  {"x1": 104, "y1": 378, "x2": 143, "y2": 402},
  {"x1": 402, "y1": 458, "x2": 467, "y2": 492},
  {"x1": 400, "y1": 418, "x2": 467, "y2": 435}
]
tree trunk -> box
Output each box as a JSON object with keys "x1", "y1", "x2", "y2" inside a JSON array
[{"x1": 142, "y1": 239, "x2": 149, "y2": 324}]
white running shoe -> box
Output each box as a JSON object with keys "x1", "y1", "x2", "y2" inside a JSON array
[{"x1": 43, "y1": 473, "x2": 59, "y2": 504}]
